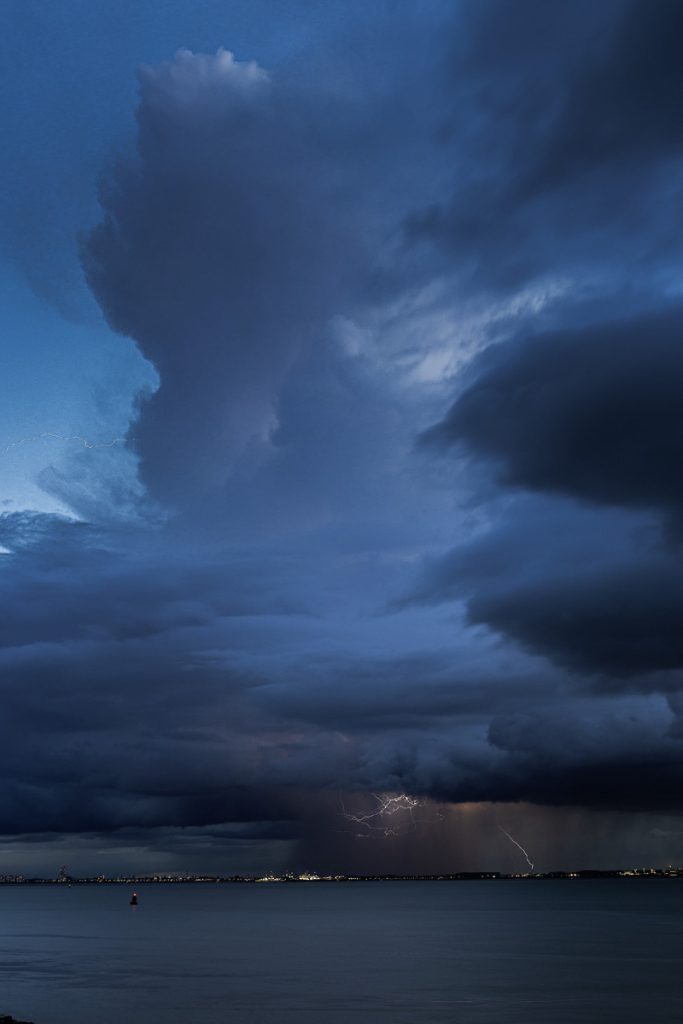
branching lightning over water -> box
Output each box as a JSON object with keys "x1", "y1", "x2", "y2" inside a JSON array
[
  {"x1": 339, "y1": 792, "x2": 443, "y2": 838},
  {"x1": 498, "y1": 825, "x2": 535, "y2": 871},
  {"x1": 1, "y1": 433, "x2": 125, "y2": 457}
]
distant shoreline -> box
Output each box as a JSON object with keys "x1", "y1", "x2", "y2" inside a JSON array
[{"x1": 1, "y1": 869, "x2": 681, "y2": 885}]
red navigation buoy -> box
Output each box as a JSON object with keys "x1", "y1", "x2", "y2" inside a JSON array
[{"x1": 130, "y1": 891, "x2": 138, "y2": 906}]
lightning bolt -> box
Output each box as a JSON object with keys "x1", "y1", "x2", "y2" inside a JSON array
[
  {"x1": 498, "y1": 825, "x2": 535, "y2": 871},
  {"x1": 1, "y1": 433, "x2": 125, "y2": 457},
  {"x1": 339, "y1": 792, "x2": 443, "y2": 838}
]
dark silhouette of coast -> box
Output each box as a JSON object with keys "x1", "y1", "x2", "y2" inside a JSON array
[{"x1": 1, "y1": 867, "x2": 682, "y2": 885}]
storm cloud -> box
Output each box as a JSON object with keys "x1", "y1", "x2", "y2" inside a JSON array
[{"x1": 5, "y1": 2, "x2": 683, "y2": 874}]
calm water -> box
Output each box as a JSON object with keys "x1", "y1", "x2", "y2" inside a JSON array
[{"x1": 1, "y1": 881, "x2": 681, "y2": 1023}]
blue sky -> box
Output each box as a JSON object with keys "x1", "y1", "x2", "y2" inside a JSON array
[{"x1": 3, "y1": 0, "x2": 683, "y2": 876}]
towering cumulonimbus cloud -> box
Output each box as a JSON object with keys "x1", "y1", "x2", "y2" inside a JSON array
[{"x1": 82, "y1": 49, "x2": 364, "y2": 504}]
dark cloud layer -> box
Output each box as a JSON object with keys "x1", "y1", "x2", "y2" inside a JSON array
[
  {"x1": 403, "y1": 4, "x2": 683, "y2": 739},
  {"x1": 470, "y1": 562, "x2": 683, "y2": 679},
  {"x1": 425, "y1": 309, "x2": 683, "y2": 519},
  {"x1": 518, "y1": 0, "x2": 683, "y2": 191},
  {"x1": 420, "y1": 307, "x2": 683, "y2": 678},
  {"x1": 2, "y1": 510, "x2": 679, "y2": 853},
  {"x1": 408, "y1": 0, "x2": 683, "y2": 291}
]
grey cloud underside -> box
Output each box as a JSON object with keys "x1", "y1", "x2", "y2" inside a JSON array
[{"x1": 2, "y1": 511, "x2": 682, "y2": 840}]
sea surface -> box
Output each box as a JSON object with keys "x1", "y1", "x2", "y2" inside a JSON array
[{"x1": 1, "y1": 880, "x2": 681, "y2": 1024}]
